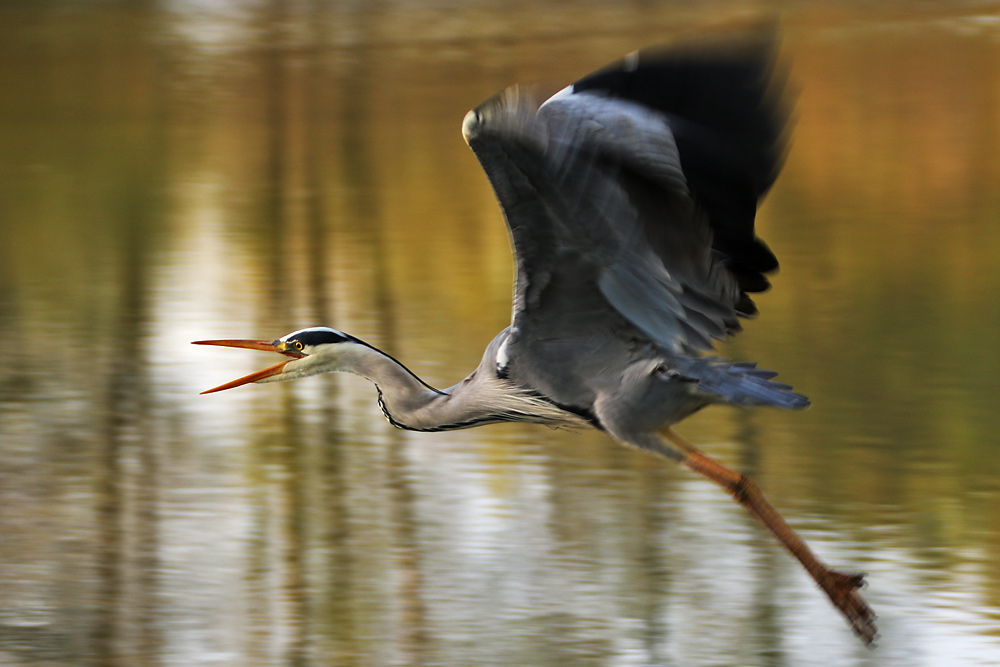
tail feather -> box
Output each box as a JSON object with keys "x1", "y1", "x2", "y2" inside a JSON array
[{"x1": 678, "y1": 358, "x2": 809, "y2": 409}]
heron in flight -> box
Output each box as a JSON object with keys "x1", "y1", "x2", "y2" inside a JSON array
[{"x1": 195, "y1": 32, "x2": 876, "y2": 644}]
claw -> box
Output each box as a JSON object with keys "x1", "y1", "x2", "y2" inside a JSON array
[{"x1": 821, "y1": 569, "x2": 878, "y2": 645}]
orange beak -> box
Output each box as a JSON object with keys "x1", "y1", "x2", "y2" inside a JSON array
[{"x1": 192, "y1": 339, "x2": 304, "y2": 394}]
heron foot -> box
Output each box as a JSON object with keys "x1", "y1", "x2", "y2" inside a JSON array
[
  {"x1": 819, "y1": 569, "x2": 877, "y2": 646},
  {"x1": 670, "y1": 440, "x2": 879, "y2": 645}
]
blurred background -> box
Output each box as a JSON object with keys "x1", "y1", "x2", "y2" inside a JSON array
[{"x1": 1, "y1": 1, "x2": 999, "y2": 666}]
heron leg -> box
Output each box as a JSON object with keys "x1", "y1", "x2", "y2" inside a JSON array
[{"x1": 662, "y1": 428, "x2": 877, "y2": 645}]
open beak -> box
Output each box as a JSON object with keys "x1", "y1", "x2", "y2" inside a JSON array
[{"x1": 192, "y1": 339, "x2": 304, "y2": 394}]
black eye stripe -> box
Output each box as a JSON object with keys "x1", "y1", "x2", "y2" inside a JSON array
[{"x1": 290, "y1": 329, "x2": 351, "y2": 347}]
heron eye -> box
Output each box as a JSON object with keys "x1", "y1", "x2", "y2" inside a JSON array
[{"x1": 293, "y1": 340, "x2": 304, "y2": 351}]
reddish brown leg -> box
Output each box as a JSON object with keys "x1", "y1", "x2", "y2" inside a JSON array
[{"x1": 664, "y1": 429, "x2": 877, "y2": 645}]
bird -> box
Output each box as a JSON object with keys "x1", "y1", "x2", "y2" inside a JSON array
[{"x1": 194, "y1": 30, "x2": 877, "y2": 644}]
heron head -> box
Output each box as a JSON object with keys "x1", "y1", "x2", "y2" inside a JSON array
[{"x1": 193, "y1": 327, "x2": 357, "y2": 393}]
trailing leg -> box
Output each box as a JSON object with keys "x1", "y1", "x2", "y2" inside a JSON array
[{"x1": 663, "y1": 429, "x2": 877, "y2": 645}]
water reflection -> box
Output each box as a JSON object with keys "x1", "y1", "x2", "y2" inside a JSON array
[{"x1": 1, "y1": 3, "x2": 1000, "y2": 666}]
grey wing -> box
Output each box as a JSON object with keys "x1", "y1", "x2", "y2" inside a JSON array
[
  {"x1": 465, "y1": 38, "x2": 785, "y2": 341},
  {"x1": 540, "y1": 90, "x2": 746, "y2": 354},
  {"x1": 461, "y1": 34, "x2": 791, "y2": 408}
]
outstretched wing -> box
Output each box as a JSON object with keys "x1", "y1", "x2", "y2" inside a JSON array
[{"x1": 463, "y1": 31, "x2": 789, "y2": 365}]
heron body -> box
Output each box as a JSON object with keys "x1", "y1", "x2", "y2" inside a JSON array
[{"x1": 195, "y1": 31, "x2": 877, "y2": 644}]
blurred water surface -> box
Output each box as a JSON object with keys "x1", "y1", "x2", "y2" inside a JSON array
[{"x1": 1, "y1": 2, "x2": 1000, "y2": 666}]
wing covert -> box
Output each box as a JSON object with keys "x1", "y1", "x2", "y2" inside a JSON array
[{"x1": 463, "y1": 30, "x2": 789, "y2": 359}]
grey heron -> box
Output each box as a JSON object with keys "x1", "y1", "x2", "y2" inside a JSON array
[{"x1": 195, "y1": 32, "x2": 877, "y2": 644}]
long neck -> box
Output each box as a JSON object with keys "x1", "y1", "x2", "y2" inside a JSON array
[
  {"x1": 300, "y1": 331, "x2": 588, "y2": 431},
  {"x1": 337, "y1": 344, "x2": 441, "y2": 429},
  {"x1": 344, "y1": 343, "x2": 513, "y2": 432},
  {"x1": 332, "y1": 339, "x2": 585, "y2": 432}
]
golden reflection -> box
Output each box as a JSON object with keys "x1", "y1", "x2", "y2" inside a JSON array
[{"x1": 1, "y1": 3, "x2": 999, "y2": 666}]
